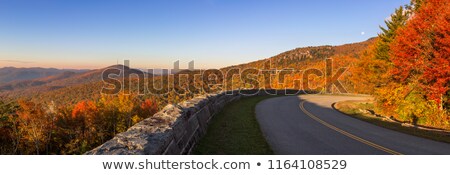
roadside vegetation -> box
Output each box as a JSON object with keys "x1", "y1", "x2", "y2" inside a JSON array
[
  {"x1": 334, "y1": 100, "x2": 450, "y2": 143},
  {"x1": 193, "y1": 96, "x2": 275, "y2": 155},
  {"x1": 349, "y1": 0, "x2": 450, "y2": 129}
]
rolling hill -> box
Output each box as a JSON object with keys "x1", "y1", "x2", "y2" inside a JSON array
[
  {"x1": 0, "y1": 65, "x2": 151, "y2": 101},
  {"x1": 222, "y1": 37, "x2": 376, "y2": 70},
  {"x1": 0, "y1": 67, "x2": 88, "y2": 84}
]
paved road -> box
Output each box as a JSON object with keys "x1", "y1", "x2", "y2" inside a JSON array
[{"x1": 255, "y1": 95, "x2": 450, "y2": 155}]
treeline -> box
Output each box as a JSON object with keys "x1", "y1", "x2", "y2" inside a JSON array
[
  {"x1": 0, "y1": 93, "x2": 159, "y2": 155},
  {"x1": 351, "y1": 0, "x2": 449, "y2": 128}
]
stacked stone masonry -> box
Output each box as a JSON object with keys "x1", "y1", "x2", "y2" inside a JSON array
[{"x1": 85, "y1": 89, "x2": 301, "y2": 155}]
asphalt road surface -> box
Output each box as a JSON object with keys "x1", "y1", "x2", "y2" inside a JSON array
[{"x1": 255, "y1": 95, "x2": 450, "y2": 155}]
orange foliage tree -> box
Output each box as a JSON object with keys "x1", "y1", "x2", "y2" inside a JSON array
[
  {"x1": 390, "y1": 0, "x2": 450, "y2": 110},
  {"x1": 380, "y1": 0, "x2": 450, "y2": 127},
  {"x1": 139, "y1": 98, "x2": 159, "y2": 119},
  {"x1": 70, "y1": 100, "x2": 100, "y2": 153},
  {"x1": 16, "y1": 100, "x2": 51, "y2": 154},
  {"x1": 350, "y1": 41, "x2": 391, "y2": 94}
]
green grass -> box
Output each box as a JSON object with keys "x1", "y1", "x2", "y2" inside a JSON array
[
  {"x1": 334, "y1": 101, "x2": 450, "y2": 144},
  {"x1": 192, "y1": 95, "x2": 275, "y2": 155}
]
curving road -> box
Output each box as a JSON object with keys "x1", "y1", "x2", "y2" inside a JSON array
[{"x1": 255, "y1": 95, "x2": 450, "y2": 155}]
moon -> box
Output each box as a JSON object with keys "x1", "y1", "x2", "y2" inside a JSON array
[{"x1": 361, "y1": 32, "x2": 365, "y2": 35}]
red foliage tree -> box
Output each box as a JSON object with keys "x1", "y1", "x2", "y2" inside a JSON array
[
  {"x1": 71, "y1": 100, "x2": 99, "y2": 141},
  {"x1": 16, "y1": 100, "x2": 49, "y2": 154},
  {"x1": 139, "y1": 99, "x2": 159, "y2": 119},
  {"x1": 390, "y1": 0, "x2": 450, "y2": 109}
]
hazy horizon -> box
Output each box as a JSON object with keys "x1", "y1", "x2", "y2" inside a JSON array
[{"x1": 0, "y1": 37, "x2": 375, "y2": 70}]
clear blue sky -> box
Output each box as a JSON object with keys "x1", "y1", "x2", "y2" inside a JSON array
[{"x1": 0, "y1": 0, "x2": 410, "y2": 69}]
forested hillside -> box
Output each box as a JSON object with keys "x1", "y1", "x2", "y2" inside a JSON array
[
  {"x1": 0, "y1": 65, "x2": 203, "y2": 154},
  {"x1": 219, "y1": 38, "x2": 375, "y2": 93}
]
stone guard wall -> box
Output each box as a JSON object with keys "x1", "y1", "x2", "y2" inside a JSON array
[{"x1": 85, "y1": 90, "x2": 301, "y2": 155}]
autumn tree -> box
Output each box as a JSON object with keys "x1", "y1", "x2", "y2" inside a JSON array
[
  {"x1": 98, "y1": 94, "x2": 120, "y2": 136},
  {"x1": 387, "y1": 0, "x2": 450, "y2": 127},
  {"x1": 351, "y1": 3, "x2": 410, "y2": 95},
  {"x1": 350, "y1": 43, "x2": 389, "y2": 94},
  {"x1": 0, "y1": 100, "x2": 19, "y2": 154},
  {"x1": 116, "y1": 93, "x2": 137, "y2": 132},
  {"x1": 138, "y1": 98, "x2": 159, "y2": 122},
  {"x1": 70, "y1": 100, "x2": 100, "y2": 153},
  {"x1": 16, "y1": 100, "x2": 50, "y2": 155}
]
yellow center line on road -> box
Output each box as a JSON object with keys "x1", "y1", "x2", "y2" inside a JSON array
[{"x1": 299, "y1": 101, "x2": 402, "y2": 155}]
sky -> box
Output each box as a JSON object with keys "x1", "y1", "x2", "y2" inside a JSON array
[{"x1": 0, "y1": 0, "x2": 410, "y2": 69}]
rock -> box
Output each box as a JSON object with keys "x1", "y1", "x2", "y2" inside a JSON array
[{"x1": 85, "y1": 91, "x2": 248, "y2": 155}]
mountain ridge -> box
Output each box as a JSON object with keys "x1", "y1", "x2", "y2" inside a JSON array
[
  {"x1": 0, "y1": 38, "x2": 375, "y2": 102},
  {"x1": 0, "y1": 65, "x2": 151, "y2": 99}
]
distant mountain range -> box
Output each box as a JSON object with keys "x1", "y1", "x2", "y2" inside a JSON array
[
  {"x1": 0, "y1": 67, "x2": 89, "y2": 84},
  {"x1": 0, "y1": 65, "x2": 151, "y2": 98}
]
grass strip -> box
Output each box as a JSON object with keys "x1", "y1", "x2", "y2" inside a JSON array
[{"x1": 193, "y1": 95, "x2": 275, "y2": 155}]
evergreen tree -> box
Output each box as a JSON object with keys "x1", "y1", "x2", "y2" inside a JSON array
[
  {"x1": 374, "y1": 6, "x2": 409, "y2": 61},
  {"x1": 406, "y1": 0, "x2": 424, "y2": 12}
]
